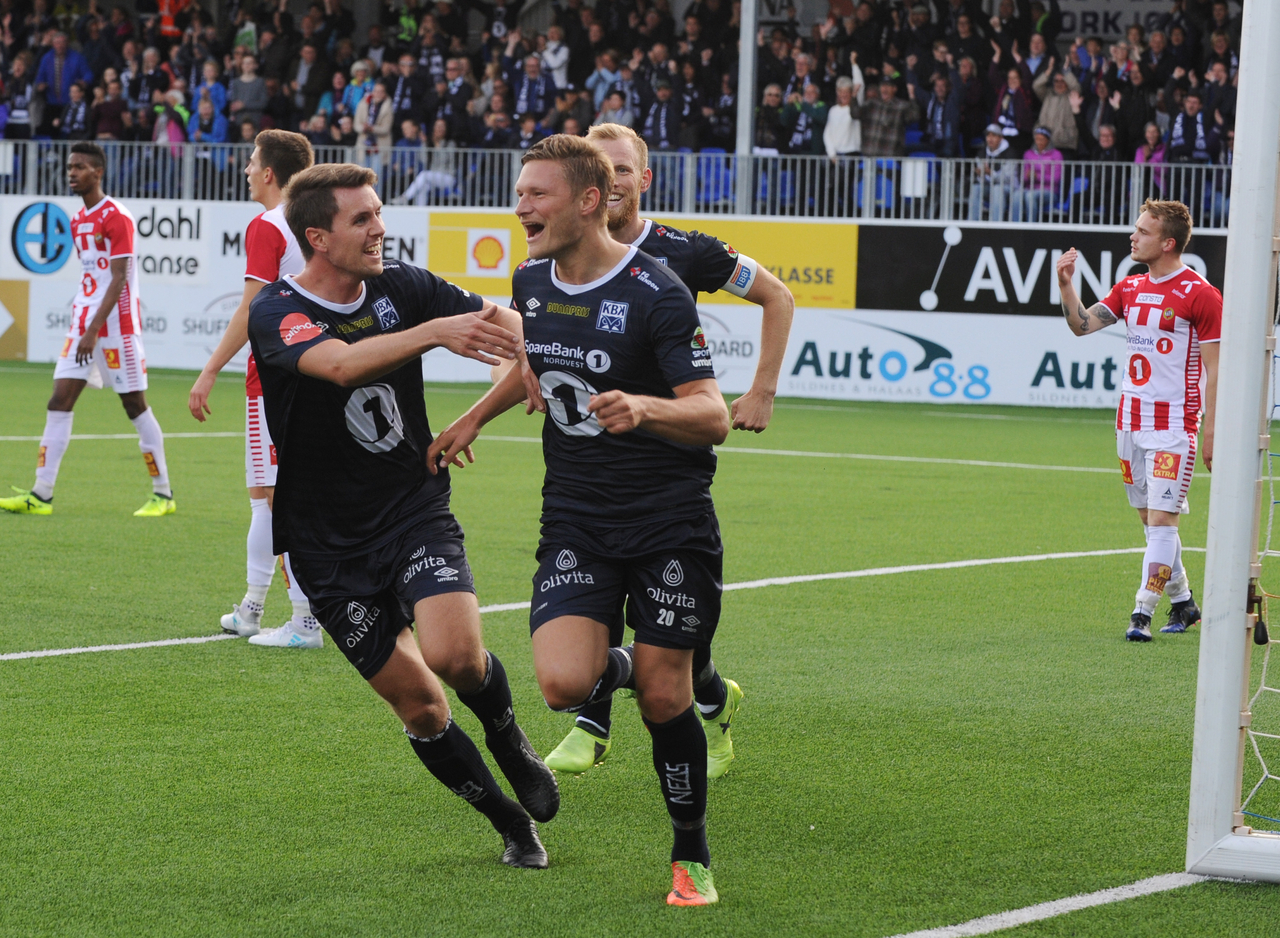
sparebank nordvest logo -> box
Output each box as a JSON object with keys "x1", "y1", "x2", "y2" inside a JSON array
[{"x1": 12, "y1": 202, "x2": 74, "y2": 274}]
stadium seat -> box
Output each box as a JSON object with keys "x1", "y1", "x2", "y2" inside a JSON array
[
  {"x1": 696, "y1": 148, "x2": 734, "y2": 209},
  {"x1": 904, "y1": 124, "x2": 924, "y2": 149}
]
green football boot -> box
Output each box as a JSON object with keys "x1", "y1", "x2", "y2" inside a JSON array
[
  {"x1": 133, "y1": 493, "x2": 176, "y2": 517},
  {"x1": 0, "y1": 487, "x2": 52, "y2": 515},
  {"x1": 544, "y1": 725, "x2": 611, "y2": 773},
  {"x1": 702, "y1": 678, "x2": 743, "y2": 780}
]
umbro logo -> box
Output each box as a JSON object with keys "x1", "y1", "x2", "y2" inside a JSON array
[
  {"x1": 682, "y1": 615, "x2": 700, "y2": 626},
  {"x1": 526, "y1": 297, "x2": 541, "y2": 310},
  {"x1": 435, "y1": 566, "x2": 459, "y2": 578}
]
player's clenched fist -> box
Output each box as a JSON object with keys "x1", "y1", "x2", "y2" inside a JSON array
[
  {"x1": 588, "y1": 390, "x2": 647, "y2": 434},
  {"x1": 1056, "y1": 247, "x2": 1078, "y2": 284},
  {"x1": 429, "y1": 303, "x2": 520, "y2": 366}
]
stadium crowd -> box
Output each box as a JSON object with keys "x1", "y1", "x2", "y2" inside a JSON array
[{"x1": 0, "y1": 0, "x2": 1242, "y2": 219}]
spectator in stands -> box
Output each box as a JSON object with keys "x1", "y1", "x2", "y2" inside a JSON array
[
  {"x1": 641, "y1": 78, "x2": 681, "y2": 153},
  {"x1": 131, "y1": 47, "x2": 169, "y2": 115},
  {"x1": 392, "y1": 118, "x2": 426, "y2": 189},
  {"x1": 153, "y1": 88, "x2": 190, "y2": 145},
  {"x1": 330, "y1": 113, "x2": 358, "y2": 147},
  {"x1": 93, "y1": 78, "x2": 129, "y2": 140},
  {"x1": 317, "y1": 71, "x2": 348, "y2": 122},
  {"x1": 918, "y1": 74, "x2": 961, "y2": 156},
  {"x1": 595, "y1": 89, "x2": 635, "y2": 128},
  {"x1": 3, "y1": 54, "x2": 39, "y2": 140},
  {"x1": 540, "y1": 24, "x2": 570, "y2": 88},
  {"x1": 1202, "y1": 60, "x2": 1235, "y2": 131},
  {"x1": 825, "y1": 75, "x2": 862, "y2": 157},
  {"x1": 516, "y1": 112, "x2": 546, "y2": 149},
  {"x1": 1031, "y1": 65, "x2": 1078, "y2": 155},
  {"x1": 37, "y1": 31, "x2": 94, "y2": 134},
  {"x1": 969, "y1": 123, "x2": 1018, "y2": 221},
  {"x1": 360, "y1": 24, "x2": 390, "y2": 71},
  {"x1": 586, "y1": 51, "x2": 621, "y2": 109},
  {"x1": 53, "y1": 81, "x2": 93, "y2": 139},
  {"x1": 289, "y1": 42, "x2": 329, "y2": 123},
  {"x1": 258, "y1": 28, "x2": 291, "y2": 83},
  {"x1": 1113, "y1": 66, "x2": 1156, "y2": 158},
  {"x1": 228, "y1": 53, "x2": 267, "y2": 128},
  {"x1": 510, "y1": 52, "x2": 557, "y2": 119},
  {"x1": 783, "y1": 82, "x2": 827, "y2": 155},
  {"x1": 389, "y1": 54, "x2": 430, "y2": 141},
  {"x1": 303, "y1": 112, "x2": 331, "y2": 146},
  {"x1": 478, "y1": 108, "x2": 515, "y2": 148},
  {"x1": 1021, "y1": 126, "x2": 1063, "y2": 221},
  {"x1": 195, "y1": 60, "x2": 227, "y2": 117},
  {"x1": 859, "y1": 76, "x2": 919, "y2": 157},
  {"x1": 1143, "y1": 30, "x2": 1177, "y2": 87},
  {"x1": 989, "y1": 53, "x2": 1033, "y2": 154},
  {"x1": 1134, "y1": 120, "x2": 1166, "y2": 196},
  {"x1": 1168, "y1": 89, "x2": 1220, "y2": 164},
  {"x1": 356, "y1": 80, "x2": 393, "y2": 172},
  {"x1": 703, "y1": 73, "x2": 736, "y2": 150},
  {"x1": 188, "y1": 94, "x2": 228, "y2": 145}
]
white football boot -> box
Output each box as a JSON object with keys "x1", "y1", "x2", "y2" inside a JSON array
[
  {"x1": 220, "y1": 603, "x2": 263, "y2": 637},
  {"x1": 248, "y1": 617, "x2": 324, "y2": 649}
]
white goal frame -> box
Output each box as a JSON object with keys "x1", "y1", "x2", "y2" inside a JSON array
[{"x1": 1186, "y1": 0, "x2": 1280, "y2": 881}]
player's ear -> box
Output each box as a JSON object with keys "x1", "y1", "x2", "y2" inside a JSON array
[
  {"x1": 582, "y1": 185, "x2": 602, "y2": 217},
  {"x1": 306, "y1": 227, "x2": 327, "y2": 255},
  {"x1": 640, "y1": 167, "x2": 653, "y2": 193}
]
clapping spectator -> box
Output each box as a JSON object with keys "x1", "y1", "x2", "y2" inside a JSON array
[
  {"x1": 356, "y1": 81, "x2": 393, "y2": 171},
  {"x1": 754, "y1": 83, "x2": 786, "y2": 152},
  {"x1": 594, "y1": 89, "x2": 635, "y2": 127},
  {"x1": 187, "y1": 94, "x2": 228, "y2": 145},
  {"x1": 782, "y1": 82, "x2": 827, "y2": 155},
  {"x1": 1032, "y1": 67, "x2": 1080, "y2": 155},
  {"x1": 989, "y1": 54, "x2": 1034, "y2": 154},
  {"x1": 858, "y1": 76, "x2": 919, "y2": 157},
  {"x1": 1020, "y1": 126, "x2": 1063, "y2": 221},
  {"x1": 918, "y1": 74, "x2": 961, "y2": 156}
]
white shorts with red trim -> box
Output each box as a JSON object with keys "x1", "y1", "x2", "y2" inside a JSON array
[
  {"x1": 52, "y1": 332, "x2": 148, "y2": 393},
  {"x1": 1116, "y1": 429, "x2": 1195, "y2": 514},
  {"x1": 245, "y1": 395, "x2": 278, "y2": 488}
]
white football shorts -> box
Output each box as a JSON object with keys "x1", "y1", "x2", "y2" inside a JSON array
[
  {"x1": 245, "y1": 395, "x2": 278, "y2": 488},
  {"x1": 53, "y1": 331, "x2": 148, "y2": 393},
  {"x1": 1117, "y1": 429, "x2": 1195, "y2": 514}
]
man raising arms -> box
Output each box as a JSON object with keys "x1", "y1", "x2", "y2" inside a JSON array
[
  {"x1": 1057, "y1": 199, "x2": 1221, "y2": 641},
  {"x1": 539, "y1": 122, "x2": 795, "y2": 775},
  {"x1": 188, "y1": 130, "x2": 323, "y2": 648},
  {"x1": 247, "y1": 163, "x2": 557, "y2": 867},
  {"x1": 1, "y1": 143, "x2": 174, "y2": 518},
  {"x1": 431, "y1": 136, "x2": 730, "y2": 905}
]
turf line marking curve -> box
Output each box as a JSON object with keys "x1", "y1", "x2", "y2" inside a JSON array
[
  {"x1": 882, "y1": 872, "x2": 1210, "y2": 938},
  {"x1": 0, "y1": 547, "x2": 1203, "y2": 662},
  {"x1": 0, "y1": 633, "x2": 239, "y2": 660}
]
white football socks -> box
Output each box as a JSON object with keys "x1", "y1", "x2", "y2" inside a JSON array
[
  {"x1": 1135, "y1": 525, "x2": 1180, "y2": 616},
  {"x1": 32, "y1": 410, "x2": 74, "y2": 500},
  {"x1": 130, "y1": 407, "x2": 171, "y2": 496},
  {"x1": 281, "y1": 553, "x2": 318, "y2": 630},
  {"x1": 246, "y1": 497, "x2": 275, "y2": 596},
  {"x1": 1166, "y1": 529, "x2": 1192, "y2": 603}
]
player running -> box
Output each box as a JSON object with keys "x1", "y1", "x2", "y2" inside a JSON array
[
  {"x1": 539, "y1": 123, "x2": 795, "y2": 775},
  {"x1": 0, "y1": 143, "x2": 174, "y2": 518},
  {"x1": 1057, "y1": 199, "x2": 1221, "y2": 642},
  {"x1": 188, "y1": 130, "x2": 322, "y2": 649},
  {"x1": 247, "y1": 163, "x2": 556, "y2": 868},
  {"x1": 430, "y1": 136, "x2": 730, "y2": 906}
]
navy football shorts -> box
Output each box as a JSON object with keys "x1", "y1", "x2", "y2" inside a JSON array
[
  {"x1": 529, "y1": 512, "x2": 723, "y2": 649},
  {"x1": 288, "y1": 511, "x2": 475, "y2": 679}
]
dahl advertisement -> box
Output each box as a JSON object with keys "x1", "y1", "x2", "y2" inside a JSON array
[{"x1": 1, "y1": 198, "x2": 1226, "y2": 411}]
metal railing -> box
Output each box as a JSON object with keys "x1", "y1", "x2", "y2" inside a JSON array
[{"x1": 2, "y1": 139, "x2": 1232, "y2": 229}]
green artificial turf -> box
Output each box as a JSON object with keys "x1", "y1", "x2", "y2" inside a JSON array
[{"x1": 1, "y1": 362, "x2": 1278, "y2": 937}]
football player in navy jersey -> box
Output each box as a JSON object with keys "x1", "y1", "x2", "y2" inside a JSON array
[
  {"x1": 246, "y1": 163, "x2": 557, "y2": 869},
  {"x1": 533, "y1": 122, "x2": 792, "y2": 776},
  {"x1": 429, "y1": 136, "x2": 729, "y2": 906}
]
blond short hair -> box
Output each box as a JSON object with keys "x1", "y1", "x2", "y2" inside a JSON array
[
  {"x1": 586, "y1": 121, "x2": 649, "y2": 172},
  {"x1": 520, "y1": 135, "x2": 615, "y2": 216},
  {"x1": 1141, "y1": 198, "x2": 1193, "y2": 253}
]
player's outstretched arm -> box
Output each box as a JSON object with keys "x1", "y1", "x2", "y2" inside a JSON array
[
  {"x1": 298, "y1": 303, "x2": 520, "y2": 388},
  {"x1": 589, "y1": 378, "x2": 730, "y2": 446},
  {"x1": 1201, "y1": 340, "x2": 1219, "y2": 472},
  {"x1": 74, "y1": 257, "x2": 129, "y2": 365},
  {"x1": 188, "y1": 278, "x2": 266, "y2": 421},
  {"x1": 426, "y1": 360, "x2": 536, "y2": 474},
  {"x1": 733, "y1": 268, "x2": 794, "y2": 433},
  {"x1": 1056, "y1": 247, "x2": 1118, "y2": 336}
]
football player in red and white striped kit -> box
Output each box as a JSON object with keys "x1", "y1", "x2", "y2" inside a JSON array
[
  {"x1": 188, "y1": 131, "x2": 322, "y2": 648},
  {"x1": 1058, "y1": 199, "x2": 1222, "y2": 642},
  {"x1": 0, "y1": 143, "x2": 174, "y2": 518}
]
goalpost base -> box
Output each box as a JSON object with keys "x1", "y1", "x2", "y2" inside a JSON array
[{"x1": 1189, "y1": 833, "x2": 1280, "y2": 883}]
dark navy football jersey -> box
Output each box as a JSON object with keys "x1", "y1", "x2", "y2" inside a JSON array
[
  {"x1": 630, "y1": 219, "x2": 758, "y2": 301},
  {"x1": 247, "y1": 260, "x2": 483, "y2": 558},
  {"x1": 512, "y1": 245, "x2": 717, "y2": 527}
]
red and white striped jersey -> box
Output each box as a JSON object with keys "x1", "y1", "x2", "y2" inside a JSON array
[
  {"x1": 1100, "y1": 264, "x2": 1222, "y2": 434},
  {"x1": 243, "y1": 204, "x2": 304, "y2": 397},
  {"x1": 71, "y1": 196, "x2": 139, "y2": 335}
]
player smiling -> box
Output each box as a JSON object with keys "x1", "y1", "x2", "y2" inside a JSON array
[{"x1": 430, "y1": 135, "x2": 730, "y2": 906}]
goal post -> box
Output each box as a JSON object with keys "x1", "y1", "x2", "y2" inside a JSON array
[{"x1": 1186, "y1": 0, "x2": 1280, "y2": 880}]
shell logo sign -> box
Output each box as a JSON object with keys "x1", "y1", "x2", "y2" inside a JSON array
[{"x1": 466, "y1": 228, "x2": 510, "y2": 277}]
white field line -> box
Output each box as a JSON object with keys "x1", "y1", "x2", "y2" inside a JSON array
[
  {"x1": 883, "y1": 872, "x2": 1211, "y2": 938},
  {"x1": 0, "y1": 431, "x2": 1118, "y2": 475},
  {"x1": 0, "y1": 546, "x2": 1196, "y2": 662}
]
